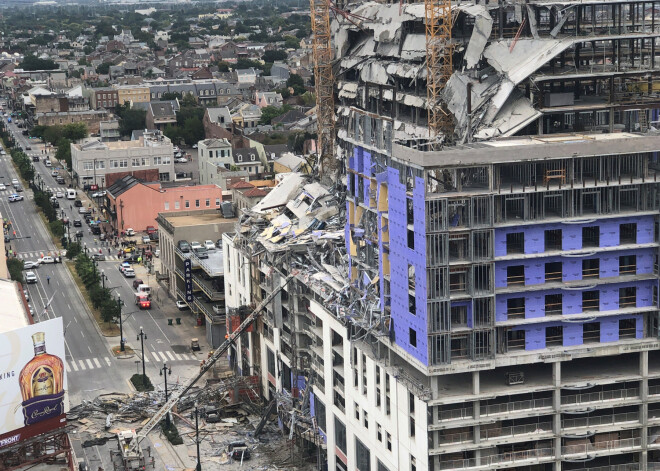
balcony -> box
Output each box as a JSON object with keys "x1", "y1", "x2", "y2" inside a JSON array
[
  {"x1": 480, "y1": 398, "x2": 553, "y2": 417},
  {"x1": 438, "y1": 448, "x2": 554, "y2": 470},
  {"x1": 192, "y1": 273, "x2": 224, "y2": 301},
  {"x1": 561, "y1": 388, "x2": 640, "y2": 407},
  {"x1": 561, "y1": 437, "x2": 641, "y2": 456},
  {"x1": 562, "y1": 411, "x2": 639, "y2": 429},
  {"x1": 438, "y1": 422, "x2": 553, "y2": 446}
]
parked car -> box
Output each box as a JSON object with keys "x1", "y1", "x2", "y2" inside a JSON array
[
  {"x1": 0, "y1": 184, "x2": 5, "y2": 191},
  {"x1": 190, "y1": 241, "x2": 202, "y2": 250},
  {"x1": 204, "y1": 240, "x2": 215, "y2": 251},
  {"x1": 123, "y1": 267, "x2": 135, "y2": 278},
  {"x1": 193, "y1": 246, "x2": 209, "y2": 259},
  {"x1": 132, "y1": 279, "x2": 144, "y2": 289},
  {"x1": 119, "y1": 262, "x2": 130, "y2": 273},
  {"x1": 174, "y1": 157, "x2": 188, "y2": 163},
  {"x1": 44, "y1": 160, "x2": 52, "y2": 167},
  {"x1": 73, "y1": 219, "x2": 82, "y2": 227},
  {"x1": 51, "y1": 170, "x2": 58, "y2": 177},
  {"x1": 14, "y1": 186, "x2": 22, "y2": 192},
  {"x1": 149, "y1": 231, "x2": 159, "y2": 241},
  {"x1": 79, "y1": 207, "x2": 90, "y2": 214},
  {"x1": 145, "y1": 226, "x2": 156, "y2": 234},
  {"x1": 154, "y1": 249, "x2": 160, "y2": 258},
  {"x1": 74, "y1": 199, "x2": 83, "y2": 207},
  {"x1": 91, "y1": 191, "x2": 106, "y2": 198},
  {"x1": 177, "y1": 240, "x2": 191, "y2": 253},
  {"x1": 125, "y1": 228, "x2": 135, "y2": 236},
  {"x1": 216, "y1": 239, "x2": 222, "y2": 248},
  {"x1": 52, "y1": 200, "x2": 60, "y2": 208},
  {"x1": 55, "y1": 191, "x2": 64, "y2": 198},
  {"x1": 11, "y1": 178, "x2": 18, "y2": 186},
  {"x1": 142, "y1": 235, "x2": 150, "y2": 244},
  {"x1": 56, "y1": 176, "x2": 65, "y2": 184},
  {"x1": 75, "y1": 230, "x2": 83, "y2": 238},
  {"x1": 212, "y1": 304, "x2": 226, "y2": 315},
  {"x1": 23, "y1": 261, "x2": 40, "y2": 269},
  {"x1": 176, "y1": 300, "x2": 189, "y2": 310},
  {"x1": 23, "y1": 289, "x2": 29, "y2": 302},
  {"x1": 8, "y1": 194, "x2": 23, "y2": 202},
  {"x1": 25, "y1": 272, "x2": 37, "y2": 284}
]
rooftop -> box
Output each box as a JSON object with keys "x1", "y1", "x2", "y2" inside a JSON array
[
  {"x1": 164, "y1": 212, "x2": 237, "y2": 228},
  {"x1": 0, "y1": 278, "x2": 29, "y2": 333}
]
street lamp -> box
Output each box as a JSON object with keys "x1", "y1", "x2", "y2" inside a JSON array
[
  {"x1": 137, "y1": 326, "x2": 147, "y2": 382},
  {"x1": 160, "y1": 362, "x2": 172, "y2": 427},
  {"x1": 192, "y1": 403, "x2": 201, "y2": 471},
  {"x1": 117, "y1": 294, "x2": 124, "y2": 352},
  {"x1": 101, "y1": 269, "x2": 106, "y2": 289}
]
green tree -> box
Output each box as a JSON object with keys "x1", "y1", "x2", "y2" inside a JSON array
[
  {"x1": 116, "y1": 103, "x2": 146, "y2": 136},
  {"x1": 49, "y1": 220, "x2": 65, "y2": 238},
  {"x1": 7, "y1": 258, "x2": 24, "y2": 284},
  {"x1": 182, "y1": 117, "x2": 204, "y2": 146},
  {"x1": 259, "y1": 105, "x2": 292, "y2": 125},
  {"x1": 284, "y1": 36, "x2": 299, "y2": 49},
  {"x1": 286, "y1": 74, "x2": 306, "y2": 96},
  {"x1": 62, "y1": 122, "x2": 88, "y2": 141},
  {"x1": 163, "y1": 124, "x2": 182, "y2": 145},
  {"x1": 161, "y1": 92, "x2": 182, "y2": 101},
  {"x1": 215, "y1": 61, "x2": 230, "y2": 72},
  {"x1": 263, "y1": 49, "x2": 287, "y2": 63},
  {"x1": 43, "y1": 125, "x2": 64, "y2": 145},
  {"x1": 66, "y1": 242, "x2": 82, "y2": 259},
  {"x1": 96, "y1": 62, "x2": 112, "y2": 75},
  {"x1": 55, "y1": 138, "x2": 72, "y2": 169},
  {"x1": 19, "y1": 55, "x2": 58, "y2": 71}
]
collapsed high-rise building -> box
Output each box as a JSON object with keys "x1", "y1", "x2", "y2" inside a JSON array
[{"x1": 223, "y1": 2, "x2": 660, "y2": 470}]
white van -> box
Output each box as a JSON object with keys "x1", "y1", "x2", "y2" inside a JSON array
[
  {"x1": 137, "y1": 284, "x2": 151, "y2": 295},
  {"x1": 66, "y1": 189, "x2": 76, "y2": 200}
]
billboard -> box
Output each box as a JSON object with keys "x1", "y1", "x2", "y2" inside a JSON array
[{"x1": 0, "y1": 318, "x2": 68, "y2": 444}]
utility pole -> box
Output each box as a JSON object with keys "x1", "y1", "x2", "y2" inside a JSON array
[
  {"x1": 117, "y1": 294, "x2": 124, "y2": 352},
  {"x1": 137, "y1": 327, "x2": 147, "y2": 382},
  {"x1": 160, "y1": 362, "x2": 172, "y2": 427}
]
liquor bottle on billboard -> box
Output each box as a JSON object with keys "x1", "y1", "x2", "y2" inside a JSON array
[{"x1": 18, "y1": 332, "x2": 65, "y2": 426}]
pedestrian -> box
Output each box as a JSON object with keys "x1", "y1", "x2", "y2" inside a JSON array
[
  {"x1": 46, "y1": 276, "x2": 50, "y2": 285},
  {"x1": 107, "y1": 247, "x2": 111, "y2": 254}
]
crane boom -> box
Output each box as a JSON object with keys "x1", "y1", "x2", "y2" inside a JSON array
[{"x1": 132, "y1": 272, "x2": 297, "y2": 451}]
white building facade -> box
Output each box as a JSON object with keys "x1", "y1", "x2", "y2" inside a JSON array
[{"x1": 197, "y1": 138, "x2": 233, "y2": 187}]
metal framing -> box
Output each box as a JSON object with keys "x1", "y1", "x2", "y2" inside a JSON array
[
  {"x1": 425, "y1": 0, "x2": 453, "y2": 141},
  {"x1": 0, "y1": 427, "x2": 74, "y2": 471},
  {"x1": 310, "y1": 0, "x2": 336, "y2": 178}
]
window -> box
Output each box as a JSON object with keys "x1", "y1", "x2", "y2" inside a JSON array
[
  {"x1": 164, "y1": 202, "x2": 169, "y2": 210},
  {"x1": 119, "y1": 159, "x2": 127, "y2": 168},
  {"x1": 205, "y1": 199, "x2": 210, "y2": 207},
  {"x1": 377, "y1": 461, "x2": 390, "y2": 471},
  {"x1": 334, "y1": 418, "x2": 346, "y2": 454},
  {"x1": 386, "y1": 432, "x2": 392, "y2": 451},
  {"x1": 238, "y1": 154, "x2": 243, "y2": 162},
  {"x1": 546, "y1": 326, "x2": 563, "y2": 347},
  {"x1": 141, "y1": 157, "x2": 149, "y2": 166},
  {"x1": 215, "y1": 198, "x2": 221, "y2": 206},
  {"x1": 411, "y1": 455, "x2": 416, "y2": 471},
  {"x1": 507, "y1": 329, "x2": 525, "y2": 350},
  {"x1": 583, "y1": 322, "x2": 600, "y2": 343},
  {"x1": 620, "y1": 223, "x2": 637, "y2": 244},
  {"x1": 582, "y1": 259, "x2": 600, "y2": 278},
  {"x1": 545, "y1": 294, "x2": 562, "y2": 315},
  {"x1": 506, "y1": 232, "x2": 524, "y2": 254},
  {"x1": 95, "y1": 161, "x2": 105, "y2": 169},
  {"x1": 409, "y1": 416, "x2": 415, "y2": 437},
  {"x1": 363, "y1": 411, "x2": 368, "y2": 429},
  {"x1": 314, "y1": 398, "x2": 326, "y2": 432},
  {"x1": 619, "y1": 318, "x2": 637, "y2": 339},
  {"x1": 619, "y1": 254, "x2": 637, "y2": 275},
  {"x1": 83, "y1": 161, "x2": 94, "y2": 170},
  {"x1": 110, "y1": 160, "x2": 120, "y2": 168},
  {"x1": 583, "y1": 290, "x2": 600, "y2": 311},
  {"x1": 545, "y1": 229, "x2": 562, "y2": 251},
  {"x1": 132, "y1": 158, "x2": 142, "y2": 167},
  {"x1": 267, "y1": 348, "x2": 275, "y2": 376},
  {"x1": 195, "y1": 199, "x2": 200, "y2": 208},
  {"x1": 355, "y1": 438, "x2": 371, "y2": 471},
  {"x1": 506, "y1": 298, "x2": 525, "y2": 318},
  {"x1": 507, "y1": 265, "x2": 525, "y2": 285},
  {"x1": 545, "y1": 262, "x2": 562, "y2": 282},
  {"x1": 185, "y1": 200, "x2": 190, "y2": 208},
  {"x1": 354, "y1": 403, "x2": 360, "y2": 420},
  {"x1": 377, "y1": 423, "x2": 382, "y2": 442},
  {"x1": 174, "y1": 201, "x2": 180, "y2": 209},
  {"x1": 619, "y1": 286, "x2": 637, "y2": 308},
  {"x1": 250, "y1": 153, "x2": 255, "y2": 161},
  {"x1": 582, "y1": 226, "x2": 600, "y2": 248},
  {"x1": 409, "y1": 293, "x2": 416, "y2": 315},
  {"x1": 409, "y1": 328, "x2": 417, "y2": 347},
  {"x1": 451, "y1": 304, "x2": 469, "y2": 325}
]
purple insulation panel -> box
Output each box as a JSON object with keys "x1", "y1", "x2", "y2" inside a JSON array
[
  {"x1": 563, "y1": 323, "x2": 582, "y2": 346},
  {"x1": 363, "y1": 150, "x2": 373, "y2": 178},
  {"x1": 387, "y1": 166, "x2": 428, "y2": 365},
  {"x1": 452, "y1": 301, "x2": 472, "y2": 327}
]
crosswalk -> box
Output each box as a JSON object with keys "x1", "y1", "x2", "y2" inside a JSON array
[
  {"x1": 66, "y1": 351, "x2": 199, "y2": 373},
  {"x1": 15, "y1": 251, "x2": 126, "y2": 261},
  {"x1": 0, "y1": 187, "x2": 68, "y2": 196}
]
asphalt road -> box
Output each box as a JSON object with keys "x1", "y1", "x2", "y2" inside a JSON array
[{"x1": 2, "y1": 120, "x2": 208, "y2": 402}]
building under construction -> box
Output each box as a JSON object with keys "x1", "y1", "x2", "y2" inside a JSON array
[{"x1": 224, "y1": 1, "x2": 660, "y2": 470}]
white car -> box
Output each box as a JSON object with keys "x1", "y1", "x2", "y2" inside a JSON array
[
  {"x1": 192, "y1": 144, "x2": 198, "y2": 149},
  {"x1": 44, "y1": 160, "x2": 52, "y2": 167},
  {"x1": 55, "y1": 191, "x2": 64, "y2": 198},
  {"x1": 190, "y1": 241, "x2": 202, "y2": 251},
  {"x1": 175, "y1": 151, "x2": 183, "y2": 158},
  {"x1": 154, "y1": 249, "x2": 160, "y2": 258},
  {"x1": 11, "y1": 178, "x2": 18, "y2": 186},
  {"x1": 176, "y1": 300, "x2": 189, "y2": 310},
  {"x1": 204, "y1": 240, "x2": 215, "y2": 251},
  {"x1": 23, "y1": 289, "x2": 29, "y2": 301},
  {"x1": 123, "y1": 267, "x2": 135, "y2": 278},
  {"x1": 92, "y1": 191, "x2": 106, "y2": 198},
  {"x1": 25, "y1": 272, "x2": 37, "y2": 284},
  {"x1": 39, "y1": 256, "x2": 55, "y2": 264},
  {"x1": 0, "y1": 184, "x2": 6, "y2": 190},
  {"x1": 125, "y1": 228, "x2": 135, "y2": 236},
  {"x1": 8, "y1": 194, "x2": 23, "y2": 202},
  {"x1": 212, "y1": 304, "x2": 226, "y2": 315},
  {"x1": 174, "y1": 157, "x2": 188, "y2": 163},
  {"x1": 23, "y1": 261, "x2": 40, "y2": 269}
]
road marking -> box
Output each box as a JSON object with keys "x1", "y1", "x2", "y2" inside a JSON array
[
  {"x1": 80, "y1": 330, "x2": 84, "y2": 338},
  {"x1": 71, "y1": 361, "x2": 79, "y2": 372},
  {"x1": 104, "y1": 357, "x2": 111, "y2": 366},
  {"x1": 66, "y1": 363, "x2": 71, "y2": 373},
  {"x1": 150, "y1": 351, "x2": 160, "y2": 362},
  {"x1": 165, "y1": 351, "x2": 175, "y2": 361},
  {"x1": 86, "y1": 359, "x2": 94, "y2": 369},
  {"x1": 174, "y1": 353, "x2": 182, "y2": 361},
  {"x1": 93, "y1": 358, "x2": 101, "y2": 368},
  {"x1": 181, "y1": 354, "x2": 191, "y2": 361},
  {"x1": 78, "y1": 360, "x2": 86, "y2": 370},
  {"x1": 157, "y1": 351, "x2": 168, "y2": 361}
]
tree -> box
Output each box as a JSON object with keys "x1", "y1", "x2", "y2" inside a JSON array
[
  {"x1": 19, "y1": 55, "x2": 58, "y2": 71},
  {"x1": 62, "y1": 122, "x2": 88, "y2": 141},
  {"x1": 215, "y1": 61, "x2": 230, "y2": 72},
  {"x1": 116, "y1": 103, "x2": 146, "y2": 136},
  {"x1": 66, "y1": 242, "x2": 82, "y2": 259},
  {"x1": 262, "y1": 49, "x2": 287, "y2": 63},
  {"x1": 284, "y1": 36, "x2": 299, "y2": 49},
  {"x1": 7, "y1": 259, "x2": 24, "y2": 284},
  {"x1": 182, "y1": 117, "x2": 204, "y2": 146},
  {"x1": 163, "y1": 124, "x2": 182, "y2": 145},
  {"x1": 96, "y1": 62, "x2": 112, "y2": 75},
  {"x1": 55, "y1": 138, "x2": 72, "y2": 169},
  {"x1": 260, "y1": 105, "x2": 292, "y2": 125},
  {"x1": 286, "y1": 74, "x2": 306, "y2": 96},
  {"x1": 49, "y1": 220, "x2": 65, "y2": 238},
  {"x1": 161, "y1": 92, "x2": 182, "y2": 101},
  {"x1": 43, "y1": 126, "x2": 63, "y2": 146}
]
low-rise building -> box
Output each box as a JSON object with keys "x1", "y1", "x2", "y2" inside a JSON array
[
  {"x1": 146, "y1": 102, "x2": 177, "y2": 131},
  {"x1": 255, "y1": 91, "x2": 283, "y2": 108},
  {"x1": 232, "y1": 147, "x2": 263, "y2": 177},
  {"x1": 71, "y1": 130, "x2": 175, "y2": 188},
  {"x1": 115, "y1": 85, "x2": 150, "y2": 105},
  {"x1": 105, "y1": 175, "x2": 223, "y2": 233},
  {"x1": 37, "y1": 110, "x2": 111, "y2": 134},
  {"x1": 203, "y1": 107, "x2": 232, "y2": 140},
  {"x1": 157, "y1": 209, "x2": 237, "y2": 347},
  {"x1": 89, "y1": 87, "x2": 119, "y2": 109},
  {"x1": 198, "y1": 138, "x2": 233, "y2": 186}
]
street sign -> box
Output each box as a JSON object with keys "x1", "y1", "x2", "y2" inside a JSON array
[{"x1": 184, "y1": 259, "x2": 193, "y2": 302}]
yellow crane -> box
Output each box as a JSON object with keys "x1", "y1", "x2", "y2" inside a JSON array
[{"x1": 425, "y1": 0, "x2": 453, "y2": 142}]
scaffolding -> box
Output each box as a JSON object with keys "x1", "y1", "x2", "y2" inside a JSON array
[{"x1": 425, "y1": 0, "x2": 453, "y2": 141}]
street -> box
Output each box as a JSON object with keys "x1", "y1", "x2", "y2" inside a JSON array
[{"x1": 2, "y1": 119, "x2": 213, "y2": 469}]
